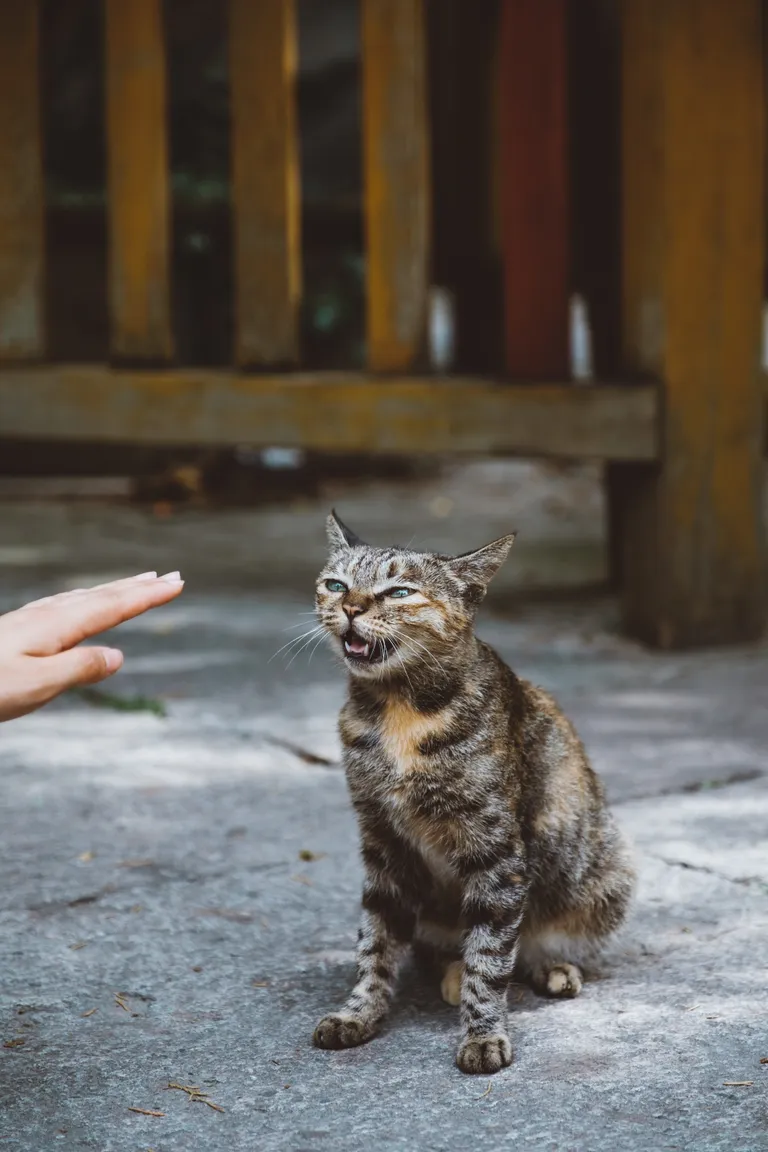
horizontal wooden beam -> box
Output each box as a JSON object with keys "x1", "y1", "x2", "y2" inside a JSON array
[{"x1": 0, "y1": 366, "x2": 657, "y2": 459}]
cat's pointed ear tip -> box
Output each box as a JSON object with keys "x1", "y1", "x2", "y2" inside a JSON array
[{"x1": 326, "y1": 509, "x2": 363, "y2": 549}]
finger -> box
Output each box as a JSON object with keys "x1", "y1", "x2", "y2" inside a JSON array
[
  {"x1": 17, "y1": 576, "x2": 184, "y2": 656},
  {"x1": 45, "y1": 645, "x2": 125, "y2": 688},
  {"x1": 19, "y1": 572, "x2": 159, "y2": 611},
  {"x1": 0, "y1": 647, "x2": 124, "y2": 721}
]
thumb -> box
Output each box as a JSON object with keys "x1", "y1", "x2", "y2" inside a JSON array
[{"x1": 44, "y1": 645, "x2": 125, "y2": 692}]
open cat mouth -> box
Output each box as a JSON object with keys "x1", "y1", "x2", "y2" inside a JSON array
[{"x1": 341, "y1": 628, "x2": 397, "y2": 665}]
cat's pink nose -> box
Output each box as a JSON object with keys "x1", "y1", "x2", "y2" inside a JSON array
[{"x1": 344, "y1": 603, "x2": 365, "y2": 619}]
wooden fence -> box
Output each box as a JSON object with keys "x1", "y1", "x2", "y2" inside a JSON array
[{"x1": 0, "y1": 0, "x2": 764, "y2": 650}]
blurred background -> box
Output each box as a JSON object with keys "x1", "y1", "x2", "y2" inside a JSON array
[{"x1": 0, "y1": 0, "x2": 765, "y2": 645}]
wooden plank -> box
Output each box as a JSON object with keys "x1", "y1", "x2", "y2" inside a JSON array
[
  {"x1": 362, "y1": 0, "x2": 430, "y2": 371},
  {"x1": 0, "y1": 367, "x2": 658, "y2": 459},
  {"x1": 229, "y1": 0, "x2": 301, "y2": 367},
  {"x1": 620, "y1": 0, "x2": 765, "y2": 647},
  {"x1": 497, "y1": 0, "x2": 569, "y2": 377},
  {"x1": 0, "y1": 0, "x2": 44, "y2": 358},
  {"x1": 568, "y1": 0, "x2": 626, "y2": 588},
  {"x1": 105, "y1": 0, "x2": 172, "y2": 361}
]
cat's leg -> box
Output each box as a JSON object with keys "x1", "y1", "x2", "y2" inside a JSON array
[
  {"x1": 519, "y1": 825, "x2": 635, "y2": 999},
  {"x1": 313, "y1": 882, "x2": 415, "y2": 1050},
  {"x1": 454, "y1": 847, "x2": 529, "y2": 1075}
]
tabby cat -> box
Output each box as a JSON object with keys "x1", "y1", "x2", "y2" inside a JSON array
[{"x1": 312, "y1": 512, "x2": 634, "y2": 1074}]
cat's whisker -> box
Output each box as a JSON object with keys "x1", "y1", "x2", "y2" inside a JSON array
[
  {"x1": 388, "y1": 627, "x2": 445, "y2": 676},
  {"x1": 391, "y1": 642, "x2": 417, "y2": 696},
  {"x1": 281, "y1": 614, "x2": 321, "y2": 632},
  {"x1": 284, "y1": 626, "x2": 327, "y2": 668},
  {"x1": 307, "y1": 630, "x2": 331, "y2": 665},
  {"x1": 270, "y1": 626, "x2": 322, "y2": 657},
  {"x1": 271, "y1": 625, "x2": 324, "y2": 662}
]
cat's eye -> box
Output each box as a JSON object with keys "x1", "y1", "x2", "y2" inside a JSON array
[
  {"x1": 387, "y1": 587, "x2": 414, "y2": 599},
  {"x1": 325, "y1": 579, "x2": 347, "y2": 593}
]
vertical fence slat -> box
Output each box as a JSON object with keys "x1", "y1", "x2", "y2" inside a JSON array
[
  {"x1": 105, "y1": 0, "x2": 172, "y2": 362},
  {"x1": 362, "y1": 0, "x2": 430, "y2": 372},
  {"x1": 620, "y1": 0, "x2": 765, "y2": 647},
  {"x1": 0, "y1": 0, "x2": 44, "y2": 359},
  {"x1": 230, "y1": 0, "x2": 301, "y2": 368},
  {"x1": 497, "y1": 0, "x2": 569, "y2": 378}
]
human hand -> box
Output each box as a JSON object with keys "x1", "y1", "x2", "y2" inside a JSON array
[{"x1": 0, "y1": 571, "x2": 184, "y2": 722}]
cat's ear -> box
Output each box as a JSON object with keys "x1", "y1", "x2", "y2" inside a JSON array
[
  {"x1": 448, "y1": 533, "x2": 516, "y2": 588},
  {"x1": 326, "y1": 509, "x2": 365, "y2": 551}
]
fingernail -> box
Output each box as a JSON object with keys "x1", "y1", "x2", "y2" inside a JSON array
[
  {"x1": 132, "y1": 571, "x2": 158, "y2": 581},
  {"x1": 102, "y1": 648, "x2": 124, "y2": 673},
  {"x1": 159, "y1": 571, "x2": 182, "y2": 582}
]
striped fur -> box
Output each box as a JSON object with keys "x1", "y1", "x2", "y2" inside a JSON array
[{"x1": 312, "y1": 512, "x2": 635, "y2": 1074}]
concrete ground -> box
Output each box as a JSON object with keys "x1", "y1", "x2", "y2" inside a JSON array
[{"x1": 1, "y1": 461, "x2": 767, "y2": 1151}]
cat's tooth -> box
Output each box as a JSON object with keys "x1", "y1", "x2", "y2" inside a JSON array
[
  {"x1": 344, "y1": 641, "x2": 352, "y2": 654},
  {"x1": 363, "y1": 644, "x2": 371, "y2": 658}
]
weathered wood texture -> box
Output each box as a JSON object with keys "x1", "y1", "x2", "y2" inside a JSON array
[
  {"x1": 0, "y1": 367, "x2": 657, "y2": 459},
  {"x1": 105, "y1": 0, "x2": 172, "y2": 361},
  {"x1": 621, "y1": 0, "x2": 765, "y2": 647},
  {"x1": 362, "y1": 0, "x2": 430, "y2": 371},
  {"x1": 0, "y1": 0, "x2": 44, "y2": 358},
  {"x1": 229, "y1": 0, "x2": 301, "y2": 367},
  {"x1": 498, "y1": 0, "x2": 569, "y2": 377}
]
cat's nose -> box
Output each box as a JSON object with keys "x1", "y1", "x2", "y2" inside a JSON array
[{"x1": 343, "y1": 603, "x2": 365, "y2": 620}]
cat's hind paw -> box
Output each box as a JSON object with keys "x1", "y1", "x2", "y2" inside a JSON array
[
  {"x1": 456, "y1": 1033, "x2": 513, "y2": 1075},
  {"x1": 440, "y1": 960, "x2": 464, "y2": 1007},
  {"x1": 545, "y1": 963, "x2": 583, "y2": 998},
  {"x1": 312, "y1": 1013, "x2": 373, "y2": 1050}
]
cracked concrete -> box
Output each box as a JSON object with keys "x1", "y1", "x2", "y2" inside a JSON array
[{"x1": 1, "y1": 464, "x2": 767, "y2": 1150}]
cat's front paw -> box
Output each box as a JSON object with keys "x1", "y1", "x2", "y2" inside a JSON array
[
  {"x1": 456, "y1": 1033, "x2": 513, "y2": 1075},
  {"x1": 312, "y1": 1013, "x2": 373, "y2": 1050}
]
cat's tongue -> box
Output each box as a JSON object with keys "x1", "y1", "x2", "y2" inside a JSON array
[{"x1": 345, "y1": 636, "x2": 369, "y2": 656}]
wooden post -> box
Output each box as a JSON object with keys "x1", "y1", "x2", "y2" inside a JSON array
[
  {"x1": 0, "y1": 0, "x2": 44, "y2": 359},
  {"x1": 497, "y1": 0, "x2": 569, "y2": 378},
  {"x1": 362, "y1": 0, "x2": 430, "y2": 372},
  {"x1": 568, "y1": 0, "x2": 625, "y2": 587},
  {"x1": 620, "y1": 0, "x2": 765, "y2": 647},
  {"x1": 230, "y1": 0, "x2": 301, "y2": 368},
  {"x1": 105, "y1": 0, "x2": 172, "y2": 362}
]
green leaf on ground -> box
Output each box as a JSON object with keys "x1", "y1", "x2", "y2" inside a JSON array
[{"x1": 73, "y1": 688, "x2": 167, "y2": 718}]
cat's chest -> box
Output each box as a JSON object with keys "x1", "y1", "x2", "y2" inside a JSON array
[
  {"x1": 376, "y1": 699, "x2": 460, "y2": 880},
  {"x1": 343, "y1": 696, "x2": 463, "y2": 875},
  {"x1": 376, "y1": 697, "x2": 446, "y2": 776}
]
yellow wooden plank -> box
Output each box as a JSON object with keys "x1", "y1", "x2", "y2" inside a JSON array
[
  {"x1": 105, "y1": 0, "x2": 172, "y2": 361},
  {"x1": 0, "y1": 366, "x2": 657, "y2": 459},
  {"x1": 0, "y1": 0, "x2": 44, "y2": 358},
  {"x1": 621, "y1": 0, "x2": 765, "y2": 647},
  {"x1": 362, "y1": 0, "x2": 430, "y2": 371},
  {"x1": 229, "y1": 0, "x2": 301, "y2": 367}
]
